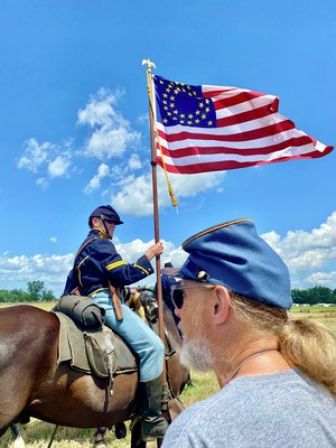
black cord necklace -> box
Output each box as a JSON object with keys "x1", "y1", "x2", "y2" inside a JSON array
[{"x1": 227, "y1": 349, "x2": 279, "y2": 384}]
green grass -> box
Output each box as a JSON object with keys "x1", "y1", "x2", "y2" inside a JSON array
[{"x1": 291, "y1": 305, "x2": 336, "y2": 315}]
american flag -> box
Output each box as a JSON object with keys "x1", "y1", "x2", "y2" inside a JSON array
[{"x1": 152, "y1": 75, "x2": 333, "y2": 174}]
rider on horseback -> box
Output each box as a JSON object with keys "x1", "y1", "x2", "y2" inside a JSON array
[{"x1": 63, "y1": 204, "x2": 168, "y2": 441}]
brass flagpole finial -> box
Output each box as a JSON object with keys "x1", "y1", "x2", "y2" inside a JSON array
[{"x1": 141, "y1": 58, "x2": 156, "y2": 72}]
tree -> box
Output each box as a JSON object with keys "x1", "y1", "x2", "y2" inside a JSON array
[
  {"x1": 0, "y1": 288, "x2": 29, "y2": 302},
  {"x1": 27, "y1": 280, "x2": 45, "y2": 301},
  {"x1": 41, "y1": 289, "x2": 56, "y2": 301},
  {"x1": 292, "y1": 287, "x2": 336, "y2": 305}
]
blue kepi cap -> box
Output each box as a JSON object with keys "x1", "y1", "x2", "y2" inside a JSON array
[
  {"x1": 89, "y1": 205, "x2": 123, "y2": 225},
  {"x1": 163, "y1": 219, "x2": 292, "y2": 309}
]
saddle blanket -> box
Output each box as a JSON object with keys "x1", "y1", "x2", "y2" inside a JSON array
[{"x1": 54, "y1": 311, "x2": 137, "y2": 378}]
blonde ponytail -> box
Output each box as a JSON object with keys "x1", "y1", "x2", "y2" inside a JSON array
[
  {"x1": 230, "y1": 293, "x2": 336, "y2": 394},
  {"x1": 279, "y1": 318, "x2": 336, "y2": 393}
]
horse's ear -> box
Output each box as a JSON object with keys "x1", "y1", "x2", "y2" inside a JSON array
[{"x1": 212, "y1": 286, "x2": 231, "y2": 325}]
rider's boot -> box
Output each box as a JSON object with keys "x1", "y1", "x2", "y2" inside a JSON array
[{"x1": 138, "y1": 376, "x2": 169, "y2": 441}]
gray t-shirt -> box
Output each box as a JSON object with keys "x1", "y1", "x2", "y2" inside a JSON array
[{"x1": 162, "y1": 369, "x2": 336, "y2": 448}]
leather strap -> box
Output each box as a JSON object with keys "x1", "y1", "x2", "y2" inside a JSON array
[{"x1": 107, "y1": 280, "x2": 124, "y2": 321}]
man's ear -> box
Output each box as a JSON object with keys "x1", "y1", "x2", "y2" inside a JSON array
[
  {"x1": 91, "y1": 216, "x2": 100, "y2": 227},
  {"x1": 212, "y1": 286, "x2": 231, "y2": 325}
]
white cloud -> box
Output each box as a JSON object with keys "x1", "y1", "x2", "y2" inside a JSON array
[
  {"x1": 112, "y1": 238, "x2": 186, "y2": 287},
  {"x1": 49, "y1": 237, "x2": 58, "y2": 243},
  {"x1": 2, "y1": 212, "x2": 336, "y2": 294},
  {"x1": 137, "y1": 113, "x2": 149, "y2": 125},
  {"x1": 0, "y1": 252, "x2": 74, "y2": 295},
  {"x1": 112, "y1": 170, "x2": 225, "y2": 216},
  {"x1": 128, "y1": 153, "x2": 142, "y2": 170},
  {"x1": 0, "y1": 238, "x2": 186, "y2": 294},
  {"x1": 262, "y1": 211, "x2": 336, "y2": 288},
  {"x1": 78, "y1": 88, "x2": 140, "y2": 159},
  {"x1": 112, "y1": 174, "x2": 154, "y2": 215},
  {"x1": 77, "y1": 87, "x2": 119, "y2": 127},
  {"x1": 17, "y1": 138, "x2": 54, "y2": 172},
  {"x1": 84, "y1": 163, "x2": 110, "y2": 194},
  {"x1": 169, "y1": 171, "x2": 225, "y2": 198},
  {"x1": 302, "y1": 271, "x2": 336, "y2": 288},
  {"x1": 20, "y1": 88, "x2": 228, "y2": 203},
  {"x1": 36, "y1": 177, "x2": 49, "y2": 190},
  {"x1": 17, "y1": 138, "x2": 73, "y2": 188},
  {"x1": 48, "y1": 156, "x2": 71, "y2": 178}
]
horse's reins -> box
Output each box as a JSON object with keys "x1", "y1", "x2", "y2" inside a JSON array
[{"x1": 46, "y1": 424, "x2": 58, "y2": 448}]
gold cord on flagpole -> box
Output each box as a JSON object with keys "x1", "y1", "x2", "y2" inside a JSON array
[{"x1": 142, "y1": 59, "x2": 178, "y2": 210}]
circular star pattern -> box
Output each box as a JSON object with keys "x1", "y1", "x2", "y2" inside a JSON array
[{"x1": 155, "y1": 76, "x2": 216, "y2": 128}]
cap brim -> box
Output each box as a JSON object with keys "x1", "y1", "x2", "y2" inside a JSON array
[{"x1": 105, "y1": 219, "x2": 123, "y2": 225}]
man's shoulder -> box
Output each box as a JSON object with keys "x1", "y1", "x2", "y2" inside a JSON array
[
  {"x1": 162, "y1": 391, "x2": 224, "y2": 447},
  {"x1": 162, "y1": 371, "x2": 336, "y2": 448},
  {"x1": 87, "y1": 235, "x2": 115, "y2": 250}
]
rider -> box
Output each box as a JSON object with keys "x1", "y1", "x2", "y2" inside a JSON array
[{"x1": 63, "y1": 205, "x2": 168, "y2": 441}]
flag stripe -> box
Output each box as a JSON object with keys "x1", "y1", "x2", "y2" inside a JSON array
[
  {"x1": 158, "y1": 142, "x2": 321, "y2": 164},
  {"x1": 156, "y1": 113, "x2": 292, "y2": 138},
  {"x1": 159, "y1": 129, "x2": 314, "y2": 152},
  {"x1": 157, "y1": 145, "x2": 333, "y2": 174},
  {"x1": 157, "y1": 135, "x2": 315, "y2": 158},
  {"x1": 216, "y1": 103, "x2": 278, "y2": 127},
  {"x1": 215, "y1": 95, "x2": 277, "y2": 118},
  {"x1": 158, "y1": 120, "x2": 296, "y2": 143},
  {"x1": 209, "y1": 90, "x2": 265, "y2": 109},
  {"x1": 158, "y1": 128, "x2": 309, "y2": 150}
]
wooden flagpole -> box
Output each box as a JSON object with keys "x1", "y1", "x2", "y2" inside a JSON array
[{"x1": 142, "y1": 59, "x2": 167, "y2": 377}]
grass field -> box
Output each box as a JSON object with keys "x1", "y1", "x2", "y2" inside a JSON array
[{"x1": 1, "y1": 302, "x2": 336, "y2": 447}]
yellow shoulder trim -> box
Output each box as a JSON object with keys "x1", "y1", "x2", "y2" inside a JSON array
[
  {"x1": 106, "y1": 260, "x2": 127, "y2": 271},
  {"x1": 77, "y1": 255, "x2": 89, "y2": 287},
  {"x1": 133, "y1": 262, "x2": 149, "y2": 276}
]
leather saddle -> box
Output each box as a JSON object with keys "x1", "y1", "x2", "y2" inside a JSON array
[{"x1": 52, "y1": 294, "x2": 176, "y2": 383}]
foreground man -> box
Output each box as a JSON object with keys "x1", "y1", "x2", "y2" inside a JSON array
[
  {"x1": 63, "y1": 205, "x2": 168, "y2": 441},
  {"x1": 162, "y1": 219, "x2": 336, "y2": 448}
]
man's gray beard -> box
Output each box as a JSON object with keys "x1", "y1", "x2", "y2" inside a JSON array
[{"x1": 179, "y1": 337, "x2": 213, "y2": 372}]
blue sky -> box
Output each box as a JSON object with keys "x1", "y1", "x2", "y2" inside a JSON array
[{"x1": 0, "y1": 0, "x2": 335, "y2": 295}]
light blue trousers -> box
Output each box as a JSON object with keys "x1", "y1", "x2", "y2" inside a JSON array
[{"x1": 90, "y1": 289, "x2": 164, "y2": 382}]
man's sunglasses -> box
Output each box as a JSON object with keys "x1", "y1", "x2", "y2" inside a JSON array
[{"x1": 170, "y1": 284, "x2": 215, "y2": 309}]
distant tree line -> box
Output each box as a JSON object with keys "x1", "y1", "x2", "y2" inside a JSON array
[
  {"x1": 0, "y1": 280, "x2": 56, "y2": 302},
  {"x1": 1, "y1": 283, "x2": 335, "y2": 305},
  {"x1": 292, "y1": 287, "x2": 336, "y2": 305}
]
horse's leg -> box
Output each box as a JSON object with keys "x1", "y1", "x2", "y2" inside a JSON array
[
  {"x1": 10, "y1": 424, "x2": 26, "y2": 448},
  {"x1": 92, "y1": 427, "x2": 108, "y2": 448},
  {"x1": 131, "y1": 420, "x2": 147, "y2": 448},
  {"x1": 115, "y1": 422, "x2": 127, "y2": 439}
]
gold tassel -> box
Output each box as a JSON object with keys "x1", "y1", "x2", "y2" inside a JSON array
[{"x1": 168, "y1": 179, "x2": 178, "y2": 207}]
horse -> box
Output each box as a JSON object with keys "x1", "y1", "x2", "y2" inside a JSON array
[{"x1": 0, "y1": 291, "x2": 189, "y2": 447}]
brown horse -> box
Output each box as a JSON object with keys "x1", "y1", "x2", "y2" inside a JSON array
[{"x1": 0, "y1": 294, "x2": 189, "y2": 447}]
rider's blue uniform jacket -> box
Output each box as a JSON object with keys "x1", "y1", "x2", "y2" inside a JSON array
[{"x1": 63, "y1": 229, "x2": 154, "y2": 296}]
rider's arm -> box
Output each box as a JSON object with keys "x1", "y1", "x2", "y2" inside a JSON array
[{"x1": 94, "y1": 239, "x2": 162, "y2": 286}]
